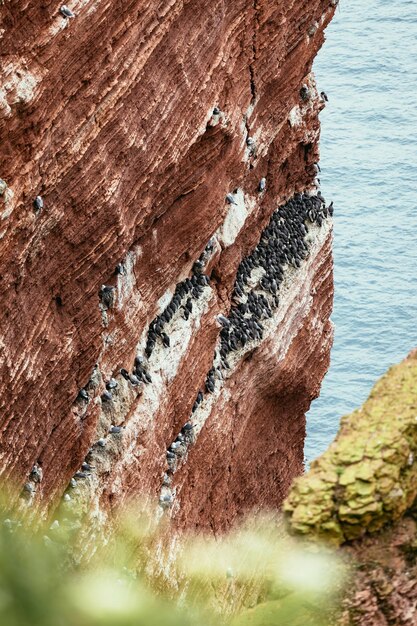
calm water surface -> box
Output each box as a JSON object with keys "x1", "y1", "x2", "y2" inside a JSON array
[{"x1": 305, "y1": 0, "x2": 417, "y2": 463}]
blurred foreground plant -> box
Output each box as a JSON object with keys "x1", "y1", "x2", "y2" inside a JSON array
[{"x1": 0, "y1": 502, "x2": 347, "y2": 626}]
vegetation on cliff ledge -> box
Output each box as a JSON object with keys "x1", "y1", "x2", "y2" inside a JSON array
[
  {"x1": 0, "y1": 509, "x2": 343, "y2": 626},
  {"x1": 285, "y1": 349, "x2": 417, "y2": 545}
]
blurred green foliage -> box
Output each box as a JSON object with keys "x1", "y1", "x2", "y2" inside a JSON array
[{"x1": 0, "y1": 505, "x2": 346, "y2": 626}]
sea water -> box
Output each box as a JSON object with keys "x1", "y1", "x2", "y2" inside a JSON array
[{"x1": 305, "y1": 0, "x2": 417, "y2": 463}]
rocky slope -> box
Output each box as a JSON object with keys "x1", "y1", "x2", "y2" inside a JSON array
[
  {"x1": 285, "y1": 349, "x2": 417, "y2": 625},
  {"x1": 0, "y1": 0, "x2": 335, "y2": 528}
]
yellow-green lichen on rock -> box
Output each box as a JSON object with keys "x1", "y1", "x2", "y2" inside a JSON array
[{"x1": 284, "y1": 349, "x2": 417, "y2": 546}]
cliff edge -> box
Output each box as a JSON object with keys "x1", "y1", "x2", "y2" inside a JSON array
[{"x1": 285, "y1": 349, "x2": 417, "y2": 625}]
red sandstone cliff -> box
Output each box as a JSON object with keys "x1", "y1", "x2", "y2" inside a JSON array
[{"x1": 0, "y1": 0, "x2": 335, "y2": 529}]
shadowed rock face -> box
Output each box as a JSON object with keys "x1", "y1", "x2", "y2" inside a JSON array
[{"x1": 0, "y1": 0, "x2": 335, "y2": 525}]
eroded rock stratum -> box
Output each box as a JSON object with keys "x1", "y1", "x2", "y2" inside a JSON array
[
  {"x1": 285, "y1": 349, "x2": 417, "y2": 625},
  {"x1": 0, "y1": 1, "x2": 335, "y2": 530}
]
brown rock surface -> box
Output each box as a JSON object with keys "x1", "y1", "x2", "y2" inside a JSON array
[
  {"x1": 0, "y1": 0, "x2": 335, "y2": 526},
  {"x1": 339, "y1": 515, "x2": 417, "y2": 626}
]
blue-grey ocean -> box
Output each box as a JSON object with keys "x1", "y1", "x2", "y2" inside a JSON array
[{"x1": 305, "y1": 0, "x2": 417, "y2": 463}]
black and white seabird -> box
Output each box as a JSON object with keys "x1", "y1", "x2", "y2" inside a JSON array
[
  {"x1": 161, "y1": 332, "x2": 170, "y2": 348},
  {"x1": 33, "y1": 196, "x2": 43, "y2": 212},
  {"x1": 60, "y1": 5, "x2": 75, "y2": 18},
  {"x1": 99, "y1": 285, "x2": 116, "y2": 309},
  {"x1": 101, "y1": 391, "x2": 113, "y2": 402},
  {"x1": 77, "y1": 388, "x2": 89, "y2": 402},
  {"x1": 216, "y1": 314, "x2": 231, "y2": 328},
  {"x1": 115, "y1": 263, "x2": 126, "y2": 275},
  {"x1": 30, "y1": 465, "x2": 43, "y2": 483},
  {"x1": 74, "y1": 472, "x2": 88, "y2": 479}
]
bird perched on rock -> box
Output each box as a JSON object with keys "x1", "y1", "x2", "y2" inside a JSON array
[
  {"x1": 115, "y1": 263, "x2": 126, "y2": 275},
  {"x1": 74, "y1": 472, "x2": 88, "y2": 480},
  {"x1": 23, "y1": 482, "x2": 35, "y2": 494},
  {"x1": 30, "y1": 464, "x2": 43, "y2": 483},
  {"x1": 77, "y1": 388, "x2": 89, "y2": 402},
  {"x1": 216, "y1": 314, "x2": 231, "y2": 328},
  {"x1": 142, "y1": 370, "x2": 152, "y2": 384},
  {"x1": 159, "y1": 493, "x2": 174, "y2": 508},
  {"x1": 60, "y1": 5, "x2": 75, "y2": 18},
  {"x1": 192, "y1": 259, "x2": 204, "y2": 275},
  {"x1": 99, "y1": 285, "x2": 116, "y2": 309},
  {"x1": 33, "y1": 196, "x2": 43, "y2": 213},
  {"x1": 226, "y1": 193, "x2": 238, "y2": 205},
  {"x1": 196, "y1": 390, "x2": 204, "y2": 403}
]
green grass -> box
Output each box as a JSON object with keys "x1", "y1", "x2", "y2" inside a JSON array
[{"x1": 0, "y1": 506, "x2": 345, "y2": 626}]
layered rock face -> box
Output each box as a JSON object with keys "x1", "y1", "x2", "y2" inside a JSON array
[
  {"x1": 0, "y1": 0, "x2": 335, "y2": 527},
  {"x1": 285, "y1": 349, "x2": 417, "y2": 625}
]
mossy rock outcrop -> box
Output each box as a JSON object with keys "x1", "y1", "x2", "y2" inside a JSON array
[{"x1": 284, "y1": 349, "x2": 417, "y2": 546}]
